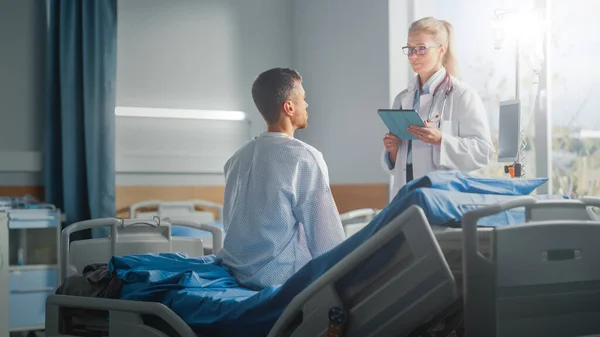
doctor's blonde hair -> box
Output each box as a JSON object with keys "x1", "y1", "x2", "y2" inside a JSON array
[{"x1": 409, "y1": 17, "x2": 459, "y2": 78}]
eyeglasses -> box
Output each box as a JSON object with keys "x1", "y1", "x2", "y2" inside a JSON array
[{"x1": 402, "y1": 44, "x2": 441, "y2": 56}]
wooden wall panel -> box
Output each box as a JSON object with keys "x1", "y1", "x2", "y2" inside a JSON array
[
  {"x1": 115, "y1": 185, "x2": 226, "y2": 218},
  {"x1": 1, "y1": 184, "x2": 389, "y2": 218},
  {"x1": 331, "y1": 184, "x2": 388, "y2": 214},
  {"x1": 0, "y1": 186, "x2": 44, "y2": 200},
  {"x1": 116, "y1": 184, "x2": 388, "y2": 217}
]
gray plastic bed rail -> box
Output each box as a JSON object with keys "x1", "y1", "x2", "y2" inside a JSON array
[
  {"x1": 61, "y1": 217, "x2": 224, "y2": 279},
  {"x1": 46, "y1": 295, "x2": 196, "y2": 337},
  {"x1": 462, "y1": 196, "x2": 600, "y2": 264},
  {"x1": 462, "y1": 196, "x2": 600, "y2": 337},
  {"x1": 436, "y1": 196, "x2": 600, "y2": 276},
  {"x1": 268, "y1": 205, "x2": 457, "y2": 337}
]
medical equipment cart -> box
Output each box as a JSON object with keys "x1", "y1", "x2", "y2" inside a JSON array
[{"x1": 0, "y1": 196, "x2": 62, "y2": 337}]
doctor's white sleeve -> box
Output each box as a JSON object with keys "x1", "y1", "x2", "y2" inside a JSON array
[
  {"x1": 436, "y1": 87, "x2": 495, "y2": 171},
  {"x1": 294, "y1": 151, "x2": 346, "y2": 257}
]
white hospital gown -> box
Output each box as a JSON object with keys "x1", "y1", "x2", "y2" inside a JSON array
[{"x1": 216, "y1": 132, "x2": 346, "y2": 289}]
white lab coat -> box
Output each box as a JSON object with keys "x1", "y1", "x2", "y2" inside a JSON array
[{"x1": 382, "y1": 68, "x2": 495, "y2": 199}]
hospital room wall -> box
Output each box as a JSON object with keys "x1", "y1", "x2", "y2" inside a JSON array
[
  {"x1": 116, "y1": 0, "x2": 406, "y2": 214},
  {"x1": 291, "y1": 0, "x2": 413, "y2": 209},
  {"x1": 116, "y1": 0, "x2": 413, "y2": 214},
  {"x1": 0, "y1": 0, "x2": 45, "y2": 200},
  {"x1": 0, "y1": 0, "x2": 295, "y2": 211},
  {"x1": 0, "y1": 0, "x2": 412, "y2": 214},
  {"x1": 112, "y1": 0, "x2": 296, "y2": 216}
]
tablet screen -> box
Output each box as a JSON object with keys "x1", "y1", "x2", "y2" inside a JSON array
[{"x1": 377, "y1": 109, "x2": 425, "y2": 140}]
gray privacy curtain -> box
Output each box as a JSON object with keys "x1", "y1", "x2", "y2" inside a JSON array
[{"x1": 44, "y1": 0, "x2": 117, "y2": 238}]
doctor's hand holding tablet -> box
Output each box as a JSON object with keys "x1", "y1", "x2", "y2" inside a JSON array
[
  {"x1": 381, "y1": 112, "x2": 442, "y2": 161},
  {"x1": 380, "y1": 17, "x2": 495, "y2": 200}
]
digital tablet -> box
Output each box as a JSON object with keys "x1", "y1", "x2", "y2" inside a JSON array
[{"x1": 377, "y1": 109, "x2": 425, "y2": 140}]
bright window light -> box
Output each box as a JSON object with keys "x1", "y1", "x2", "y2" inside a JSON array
[
  {"x1": 579, "y1": 129, "x2": 600, "y2": 139},
  {"x1": 115, "y1": 107, "x2": 246, "y2": 121},
  {"x1": 492, "y1": 8, "x2": 546, "y2": 50}
]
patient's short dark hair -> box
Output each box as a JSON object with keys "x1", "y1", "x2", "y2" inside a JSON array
[{"x1": 251, "y1": 68, "x2": 302, "y2": 124}]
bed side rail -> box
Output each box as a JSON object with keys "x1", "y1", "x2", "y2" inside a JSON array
[
  {"x1": 46, "y1": 294, "x2": 196, "y2": 337},
  {"x1": 462, "y1": 196, "x2": 600, "y2": 337},
  {"x1": 462, "y1": 196, "x2": 600, "y2": 263},
  {"x1": 162, "y1": 218, "x2": 224, "y2": 253},
  {"x1": 462, "y1": 196, "x2": 565, "y2": 292},
  {"x1": 61, "y1": 217, "x2": 224, "y2": 279},
  {"x1": 523, "y1": 196, "x2": 600, "y2": 222},
  {"x1": 268, "y1": 205, "x2": 456, "y2": 337}
]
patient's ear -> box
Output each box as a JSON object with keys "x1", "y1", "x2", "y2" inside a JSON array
[{"x1": 283, "y1": 100, "x2": 294, "y2": 117}]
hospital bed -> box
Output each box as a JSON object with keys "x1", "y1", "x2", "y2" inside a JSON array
[
  {"x1": 433, "y1": 196, "x2": 599, "y2": 282},
  {"x1": 45, "y1": 171, "x2": 600, "y2": 337},
  {"x1": 461, "y1": 196, "x2": 600, "y2": 337},
  {"x1": 340, "y1": 208, "x2": 380, "y2": 237},
  {"x1": 129, "y1": 199, "x2": 224, "y2": 254},
  {"x1": 46, "y1": 205, "x2": 458, "y2": 337},
  {"x1": 402, "y1": 195, "x2": 600, "y2": 336},
  {"x1": 410, "y1": 195, "x2": 600, "y2": 336}
]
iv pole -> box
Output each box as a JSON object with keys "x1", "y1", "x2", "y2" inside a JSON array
[
  {"x1": 505, "y1": 34, "x2": 524, "y2": 178},
  {"x1": 497, "y1": 6, "x2": 547, "y2": 179},
  {"x1": 494, "y1": 9, "x2": 524, "y2": 178}
]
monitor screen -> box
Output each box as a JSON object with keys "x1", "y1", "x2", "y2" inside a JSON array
[{"x1": 498, "y1": 99, "x2": 521, "y2": 163}]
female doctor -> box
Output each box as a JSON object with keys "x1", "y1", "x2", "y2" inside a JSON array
[{"x1": 382, "y1": 17, "x2": 494, "y2": 199}]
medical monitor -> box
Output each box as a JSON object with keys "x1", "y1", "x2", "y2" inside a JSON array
[{"x1": 497, "y1": 99, "x2": 521, "y2": 163}]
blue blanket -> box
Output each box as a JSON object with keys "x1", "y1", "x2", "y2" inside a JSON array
[
  {"x1": 400, "y1": 188, "x2": 564, "y2": 227},
  {"x1": 110, "y1": 171, "x2": 559, "y2": 336},
  {"x1": 398, "y1": 170, "x2": 549, "y2": 197}
]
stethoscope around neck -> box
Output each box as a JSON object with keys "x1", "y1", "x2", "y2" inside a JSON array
[{"x1": 418, "y1": 73, "x2": 454, "y2": 127}]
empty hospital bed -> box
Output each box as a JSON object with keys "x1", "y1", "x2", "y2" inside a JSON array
[
  {"x1": 129, "y1": 199, "x2": 224, "y2": 254},
  {"x1": 132, "y1": 200, "x2": 377, "y2": 243},
  {"x1": 340, "y1": 208, "x2": 380, "y2": 237},
  {"x1": 46, "y1": 205, "x2": 458, "y2": 337},
  {"x1": 58, "y1": 216, "x2": 224, "y2": 280}
]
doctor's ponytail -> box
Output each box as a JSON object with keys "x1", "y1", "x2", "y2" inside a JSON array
[
  {"x1": 409, "y1": 17, "x2": 460, "y2": 78},
  {"x1": 440, "y1": 20, "x2": 459, "y2": 79}
]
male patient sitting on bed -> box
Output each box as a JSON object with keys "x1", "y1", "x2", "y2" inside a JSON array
[{"x1": 216, "y1": 67, "x2": 346, "y2": 289}]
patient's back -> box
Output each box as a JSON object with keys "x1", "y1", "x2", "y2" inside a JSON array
[{"x1": 217, "y1": 132, "x2": 344, "y2": 289}]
